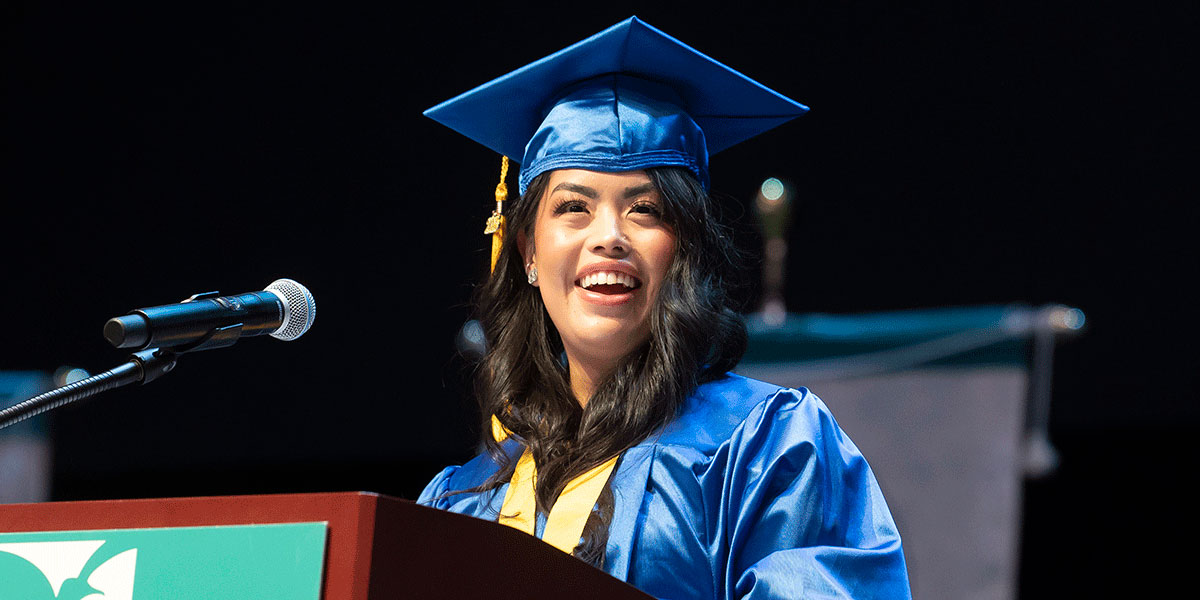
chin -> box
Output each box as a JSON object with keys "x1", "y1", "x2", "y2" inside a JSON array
[{"x1": 568, "y1": 326, "x2": 650, "y2": 359}]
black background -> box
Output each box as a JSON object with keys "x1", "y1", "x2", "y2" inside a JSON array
[{"x1": 2, "y1": 2, "x2": 1195, "y2": 596}]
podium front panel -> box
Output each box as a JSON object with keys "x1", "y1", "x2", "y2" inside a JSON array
[{"x1": 0, "y1": 522, "x2": 327, "y2": 599}]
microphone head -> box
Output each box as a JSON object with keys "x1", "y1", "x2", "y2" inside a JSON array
[{"x1": 264, "y1": 279, "x2": 316, "y2": 341}]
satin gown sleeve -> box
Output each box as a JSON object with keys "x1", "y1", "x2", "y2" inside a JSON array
[
  {"x1": 417, "y1": 466, "x2": 459, "y2": 507},
  {"x1": 713, "y1": 388, "x2": 910, "y2": 599}
]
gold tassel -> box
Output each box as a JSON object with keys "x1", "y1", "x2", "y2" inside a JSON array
[{"x1": 484, "y1": 156, "x2": 509, "y2": 273}]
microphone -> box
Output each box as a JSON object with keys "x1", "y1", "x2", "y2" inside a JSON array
[{"x1": 103, "y1": 279, "x2": 316, "y2": 350}]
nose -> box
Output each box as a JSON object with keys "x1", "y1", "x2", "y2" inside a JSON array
[{"x1": 589, "y1": 207, "x2": 629, "y2": 257}]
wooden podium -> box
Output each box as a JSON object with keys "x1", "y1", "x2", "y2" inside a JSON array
[{"x1": 0, "y1": 492, "x2": 651, "y2": 599}]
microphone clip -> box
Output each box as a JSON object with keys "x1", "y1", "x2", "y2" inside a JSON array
[
  {"x1": 171, "y1": 322, "x2": 246, "y2": 353},
  {"x1": 170, "y1": 290, "x2": 248, "y2": 353},
  {"x1": 131, "y1": 347, "x2": 179, "y2": 385}
]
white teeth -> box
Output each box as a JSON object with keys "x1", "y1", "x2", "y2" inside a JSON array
[{"x1": 580, "y1": 271, "x2": 639, "y2": 289}]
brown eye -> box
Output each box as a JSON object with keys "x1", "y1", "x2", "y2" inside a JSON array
[
  {"x1": 552, "y1": 198, "x2": 589, "y2": 215},
  {"x1": 631, "y1": 202, "x2": 663, "y2": 217}
]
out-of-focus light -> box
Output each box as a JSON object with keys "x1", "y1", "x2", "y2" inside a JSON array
[
  {"x1": 462, "y1": 319, "x2": 485, "y2": 346},
  {"x1": 760, "y1": 177, "x2": 785, "y2": 202},
  {"x1": 456, "y1": 319, "x2": 488, "y2": 359},
  {"x1": 53, "y1": 366, "x2": 91, "y2": 387},
  {"x1": 64, "y1": 368, "x2": 90, "y2": 383},
  {"x1": 1044, "y1": 305, "x2": 1086, "y2": 332},
  {"x1": 1059, "y1": 308, "x2": 1086, "y2": 330}
]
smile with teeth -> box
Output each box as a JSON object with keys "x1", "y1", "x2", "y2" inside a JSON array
[{"x1": 577, "y1": 271, "x2": 641, "y2": 295}]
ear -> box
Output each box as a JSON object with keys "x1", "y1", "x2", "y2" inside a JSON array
[
  {"x1": 517, "y1": 230, "x2": 534, "y2": 266},
  {"x1": 516, "y1": 230, "x2": 539, "y2": 287}
]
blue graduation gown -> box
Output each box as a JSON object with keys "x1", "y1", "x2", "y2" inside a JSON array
[{"x1": 418, "y1": 374, "x2": 911, "y2": 599}]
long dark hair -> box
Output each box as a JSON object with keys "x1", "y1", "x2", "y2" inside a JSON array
[{"x1": 471, "y1": 167, "x2": 746, "y2": 565}]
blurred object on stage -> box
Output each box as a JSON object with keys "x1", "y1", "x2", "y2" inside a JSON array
[
  {"x1": 737, "y1": 303, "x2": 1084, "y2": 600},
  {"x1": 0, "y1": 367, "x2": 88, "y2": 503},
  {"x1": 754, "y1": 177, "x2": 793, "y2": 327}
]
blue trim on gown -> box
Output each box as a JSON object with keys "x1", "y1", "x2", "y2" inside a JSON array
[{"x1": 418, "y1": 373, "x2": 912, "y2": 599}]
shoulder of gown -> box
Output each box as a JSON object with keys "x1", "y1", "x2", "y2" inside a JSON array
[
  {"x1": 665, "y1": 373, "x2": 912, "y2": 599},
  {"x1": 650, "y1": 372, "x2": 789, "y2": 451},
  {"x1": 416, "y1": 438, "x2": 522, "y2": 516}
]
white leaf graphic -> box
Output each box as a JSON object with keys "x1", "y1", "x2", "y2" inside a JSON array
[
  {"x1": 0, "y1": 540, "x2": 105, "y2": 597},
  {"x1": 79, "y1": 548, "x2": 137, "y2": 600}
]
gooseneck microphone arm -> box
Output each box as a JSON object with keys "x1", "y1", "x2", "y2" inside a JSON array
[
  {"x1": 0, "y1": 349, "x2": 177, "y2": 431},
  {"x1": 0, "y1": 279, "x2": 316, "y2": 432}
]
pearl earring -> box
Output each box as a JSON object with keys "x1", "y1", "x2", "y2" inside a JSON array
[{"x1": 527, "y1": 264, "x2": 538, "y2": 284}]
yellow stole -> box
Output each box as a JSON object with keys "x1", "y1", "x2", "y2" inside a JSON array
[{"x1": 491, "y1": 416, "x2": 620, "y2": 554}]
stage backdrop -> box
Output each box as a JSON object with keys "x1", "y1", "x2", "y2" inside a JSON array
[{"x1": 737, "y1": 305, "x2": 1070, "y2": 600}]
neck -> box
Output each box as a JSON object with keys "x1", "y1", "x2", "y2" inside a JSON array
[{"x1": 565, "y1": 354, "x2": 614, "y2": 408}]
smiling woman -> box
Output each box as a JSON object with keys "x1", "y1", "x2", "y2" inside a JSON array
[{"x1": 418, "y1": 17, "x2": 911, "y2": 599}]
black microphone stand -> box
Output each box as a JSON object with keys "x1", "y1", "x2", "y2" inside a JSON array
[{"x1": 0, "y1": 322, "x2": 246, "y2": 432}]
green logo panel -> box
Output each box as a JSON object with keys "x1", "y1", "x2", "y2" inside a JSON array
[{"x1": 0, "y1": 522, "x2": 326, "y2": 600}]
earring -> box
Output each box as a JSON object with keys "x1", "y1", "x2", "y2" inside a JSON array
[{"x1": 527, "y1": 264, "x2": 538, "y2": 284}]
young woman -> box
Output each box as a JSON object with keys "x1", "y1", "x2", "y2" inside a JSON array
[{"x1": 419, "y1": 18, "x2": 911, "y2": 599}]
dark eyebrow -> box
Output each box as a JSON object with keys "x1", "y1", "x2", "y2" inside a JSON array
[
  {"x1": 551, "y1": 182, "x2": 598, "y2": 198},
  {"x1": 624, "y1": 183, "x2": 658, "y2": 199}
]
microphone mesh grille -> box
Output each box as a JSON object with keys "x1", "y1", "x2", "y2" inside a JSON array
[{"x1": 265, "y1": 279, "x2": 316, "y2": 341}]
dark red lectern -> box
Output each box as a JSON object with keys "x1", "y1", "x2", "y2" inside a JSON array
[{"x1": 0, "y1": 492, "x2": 652, "y2": 599}]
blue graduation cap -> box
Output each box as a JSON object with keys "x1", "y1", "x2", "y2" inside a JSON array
[{"x1": 425, "y1": 16, "x2": 809, "y2": 195}]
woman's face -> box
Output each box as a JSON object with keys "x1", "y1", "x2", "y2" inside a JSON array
[{"x1": 525, "y1": 169, "x2": 677, "y2": 373}]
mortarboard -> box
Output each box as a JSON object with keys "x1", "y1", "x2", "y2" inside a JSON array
[{"x1": 424, "y1": 16, "x2": 808, "y2": 270}]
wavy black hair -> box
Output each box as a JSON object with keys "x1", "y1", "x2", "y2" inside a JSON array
[{"x1": 469, "y1": 166, "x2": 747, "y2": 566}]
